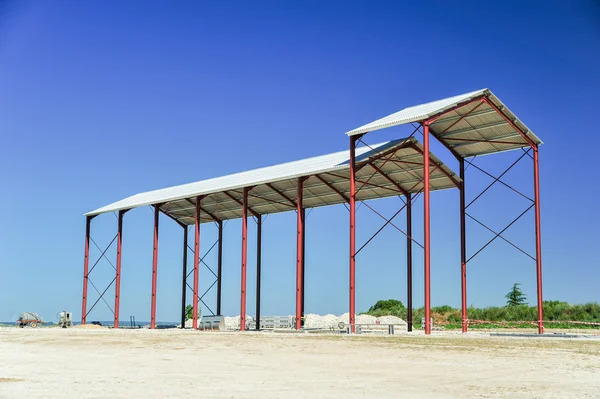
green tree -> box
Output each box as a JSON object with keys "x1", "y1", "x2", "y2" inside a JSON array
[
  {"x1": 185, "y1": 305, "x2": 193, "y2": 320},
  {"x1": 364, "y1": 299, "x2": 406, "y2": 317},
  {"x1": 505, "y1": 283, "x2": 527, "y2": 306}
]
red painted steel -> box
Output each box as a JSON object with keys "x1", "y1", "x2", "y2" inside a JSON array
[
  {"x1": 301, "y1": 207, "x2": 306, "y2": 323},
  {"x1": 81, "y1": 216, "x2": 92, "y2": 325},
  {"x1": 406, "y1": 194, "x2": 413, "y2": 332},
  {"x1": 533, "y1": 148, "x2": 544, "y2": 334},
  {"x1": 427, "y1": 96, "x2": 486, "y2": 125},
  {"x1": 193, "y1": 196, "x2": 203, "y2": 330},
  {"x1": 114, "y1": 210, "x2": 124, "y2": 328},
  {"x1": 185, "y1": 198, "x2": 219, "y2": 222},
  {"x1": 438, "y1": 99, "x2": 485, "y2": 137},
  {"x1": 367, "y1": 162, "x2": 410, "y2": 196},
  {"x1": 423, "y1": 123, "x2": 431, "y2": 335},
  {"x1": 349, "y1": 135, "x2": 357, "y2": 333},
  {"x1": 224, "y1": 190, "x2": 259, "y2": 218},
  {"x1": 482, "y1": 97, "x2": 536, "y2": 148},
  {"x1": 459, "y1": 159, "x2": 467, "y2": 333},
  {"x1": 295, "y1": 178, "x2": 305, "y2": 330},
  {"x1": 240, "y1": 187, "x2": 249, "y2": 331},
  {"x1": 150, "y1": 204, "x2": 160, "y2": 329},
  {"x1": 266, "y1": 182, "x2": 297, "y2": 207},
  {"x1": 409, "y1": 143, "x2": 461, "y2": 188},
  {"x1": 315, "y1": 175, "x2": 349, "y2": 202}
]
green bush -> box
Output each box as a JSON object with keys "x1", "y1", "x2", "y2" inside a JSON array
[{"x1": 363, "y1": 299, "x2": 600, "y2": 328}]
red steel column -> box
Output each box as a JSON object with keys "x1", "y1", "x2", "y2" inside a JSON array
[
  {"x1": 406, "y1": 194, "x2": 413, "y2": 332},
  {"x1": 295, "y1": 178, "x2": 305, "y2": 330},
  {"x1": 533, "y1": 147, "x2": 544, "y2": 334},
  {"x1": 240, "y1": 187, "x2": 249, "y2": 331},
  {"x1": 114, "y1": 210, "x2": 125, "y2": 328},
  {"x1": 193, "y1": 196, "x2": 202, "y2": 330},
  {"x1": 423, "y1": 122, "x2": 432, "y2": 335},
  {"x1": 349, "y1": 135, "x2": 357, "y2": 333},
  {"x1": 459, "y1": 158, "x2": 468, "y2": 333},
  {"x1": 81, "y1": 216, "x2": 92, "y2": 325},
  {"x1": 301, "y1": 207, "x2": 306, "y2": 325},
  {"x1": 150, "y1": 204, "x2": 160, "y2": 329}
]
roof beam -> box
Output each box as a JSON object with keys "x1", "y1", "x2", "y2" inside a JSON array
[
  {"x1": 223, "y1": 190, "x2": 259, "y2": 218},
  {"x1": 483, "y1": 97, "x2": 537, "y2": 148},
  {"x1": 367, "y1": 163, "x2": 409, "y2": 197},
  {"x1": 430, "y1": 108, "x2": 496, "y2": 126},
  {"x1": 185, "y1": 198, "x2": 220, "y2": 222},
  {"x1": 266, "y1": 183, "x2": 298, "y2": 208},
  {"x1": 159, "y1": 209, "x2": 187, "y2": 228},
  {"x1": 314, "y1": 175, "x2": 349, "y2": 202},
  {"x1": 448, "y1": 133, "x2": 528, "y2": 150},
  {"x1": 436, "y1": 120, "x2": 509, "y2": 139},
  {"x1": 409, "y1": 144, "x2": 461, "y2": 188}
]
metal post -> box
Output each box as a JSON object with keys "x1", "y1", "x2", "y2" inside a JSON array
[
  {"x1": 217, "y1": 220, "x2": 223, "y2": 316},
  {"x1": 180, "y1": 225, "x2": 188, "y2": 328},
  {"x1": 81, "y1": 216, "x2": 92, "y2": 325},
  {"x1": 406, "y1": 194, "x2": 413, "y2": 332},
  {"x1": 114, "y1": 210, "x2": 124, "y2": 328},
  {"x1": 240, "y1": 187, "x2": 249, "y2": 331},
  {"x1": 255, "y1": 215, "x2": 262, "y2": 330},
  {"x1": 423, "y1": 122, "x2": 431, "y2": 335},
  {"x1": 459, "y1": 158, "x2": 468, "y2": 333},
  {"x1": 295, "y1": 178, "x2": 305, "y2": 330},
  {"x1": 533, "y1": 147, "x2": 544, "y2": 334},
  {"x1": 349, "y1": 135, "x2": 357, "y2": 333},
  {"x1": 150, "y1": 204, "x2": 160, "y2": 329},
  {"x1": 301, "y1": 207, "x2": 306, "y2": 325},
  {"x1": 193, "y1": 196, "x2": 202, "y2": 330}
]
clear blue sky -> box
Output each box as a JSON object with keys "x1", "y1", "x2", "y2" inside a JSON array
[{"x1": 1, "y1": 1, "x2": 598, "y2": 323}]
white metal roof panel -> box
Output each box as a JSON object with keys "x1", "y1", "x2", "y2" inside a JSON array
[
  {"x1": 346, "y1": 89, "x2": 487, "y2": 135},
  {"x1": 86, "y1": 137, "x2": 460, "y2": 225},
  {"x1": 346, "y1": 89, "x2": 542, "y2": 158}
]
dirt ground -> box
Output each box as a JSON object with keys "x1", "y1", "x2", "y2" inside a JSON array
[{"x1": 0, "y1": 327, "x2": 599, "y2": 398}]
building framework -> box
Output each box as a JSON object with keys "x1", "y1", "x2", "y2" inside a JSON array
[{"x1": 82, "y1": 89, "x2": 544, "y2": 334}]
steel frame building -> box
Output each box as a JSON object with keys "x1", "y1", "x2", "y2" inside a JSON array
[{"x1": 82, "y1": 89, "x2": 544, "y2": 335}]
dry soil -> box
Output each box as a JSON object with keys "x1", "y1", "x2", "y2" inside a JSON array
[{"x1": 0, "y1": 327, "x2": 599, "y2": 398}]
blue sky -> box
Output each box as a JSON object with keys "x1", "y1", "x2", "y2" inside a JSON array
[{"x1": 1, "y1": 1, "x2": 598, "y2": 323}]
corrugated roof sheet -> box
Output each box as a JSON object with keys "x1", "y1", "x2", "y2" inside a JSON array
[
  {"x1": 86, "y1": 137, "x2": 460, "y2": 225},
  {"x1": 346, "y1": 89, "x2": 542, "y2": 158}
]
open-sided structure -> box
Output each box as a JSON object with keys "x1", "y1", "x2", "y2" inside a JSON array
[
  {"x1": 82, "y1": 88, "x2": 543, "y2": 335},
  {"x1": 347, "y1": 88, "x2": 543, "y2": 334}
]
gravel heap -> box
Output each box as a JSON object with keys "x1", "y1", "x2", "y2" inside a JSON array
[
  {"x1": 218, "y1": 313, "x2": 406, "y2": 330},
  {"x1": 224, "y1": 315, "x2": 254, "y2": 330}
]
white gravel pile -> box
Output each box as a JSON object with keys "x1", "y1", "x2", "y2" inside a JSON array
[
  {"x1": 224, "y1": 315, "x2": 254, "y2": 330},
  {"x1": 377, "y1": 315, "x2": 407, "y2": 325},
  {"x1": 220, "y1": 313, "x2": 406, "y2": 330},
  {"x1": 303, "y1": 314, "x2": 337, "y2": 329},
  {"x1": 335, "y1": 313, "x2": 377, "y2": 327}
]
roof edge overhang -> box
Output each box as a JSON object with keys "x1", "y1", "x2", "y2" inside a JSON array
[
  {"x1": 84, "y1": 136, "x2": 459, "y2": 219},
  {"x1": 345, "y1": 88, "x2": 543, "y2": 148}
]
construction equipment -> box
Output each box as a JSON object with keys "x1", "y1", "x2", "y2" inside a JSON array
[
  {"x1": 57, "y1": 311, "x2": 73, "y2": 328},
  {"x1": 17, "y1": 312, "x2": 44, "y2": 328}
]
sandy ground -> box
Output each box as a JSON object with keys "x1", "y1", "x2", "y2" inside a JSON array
[{"x1": 1, "y1": 327, "x2": 599, "y2": 399}]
